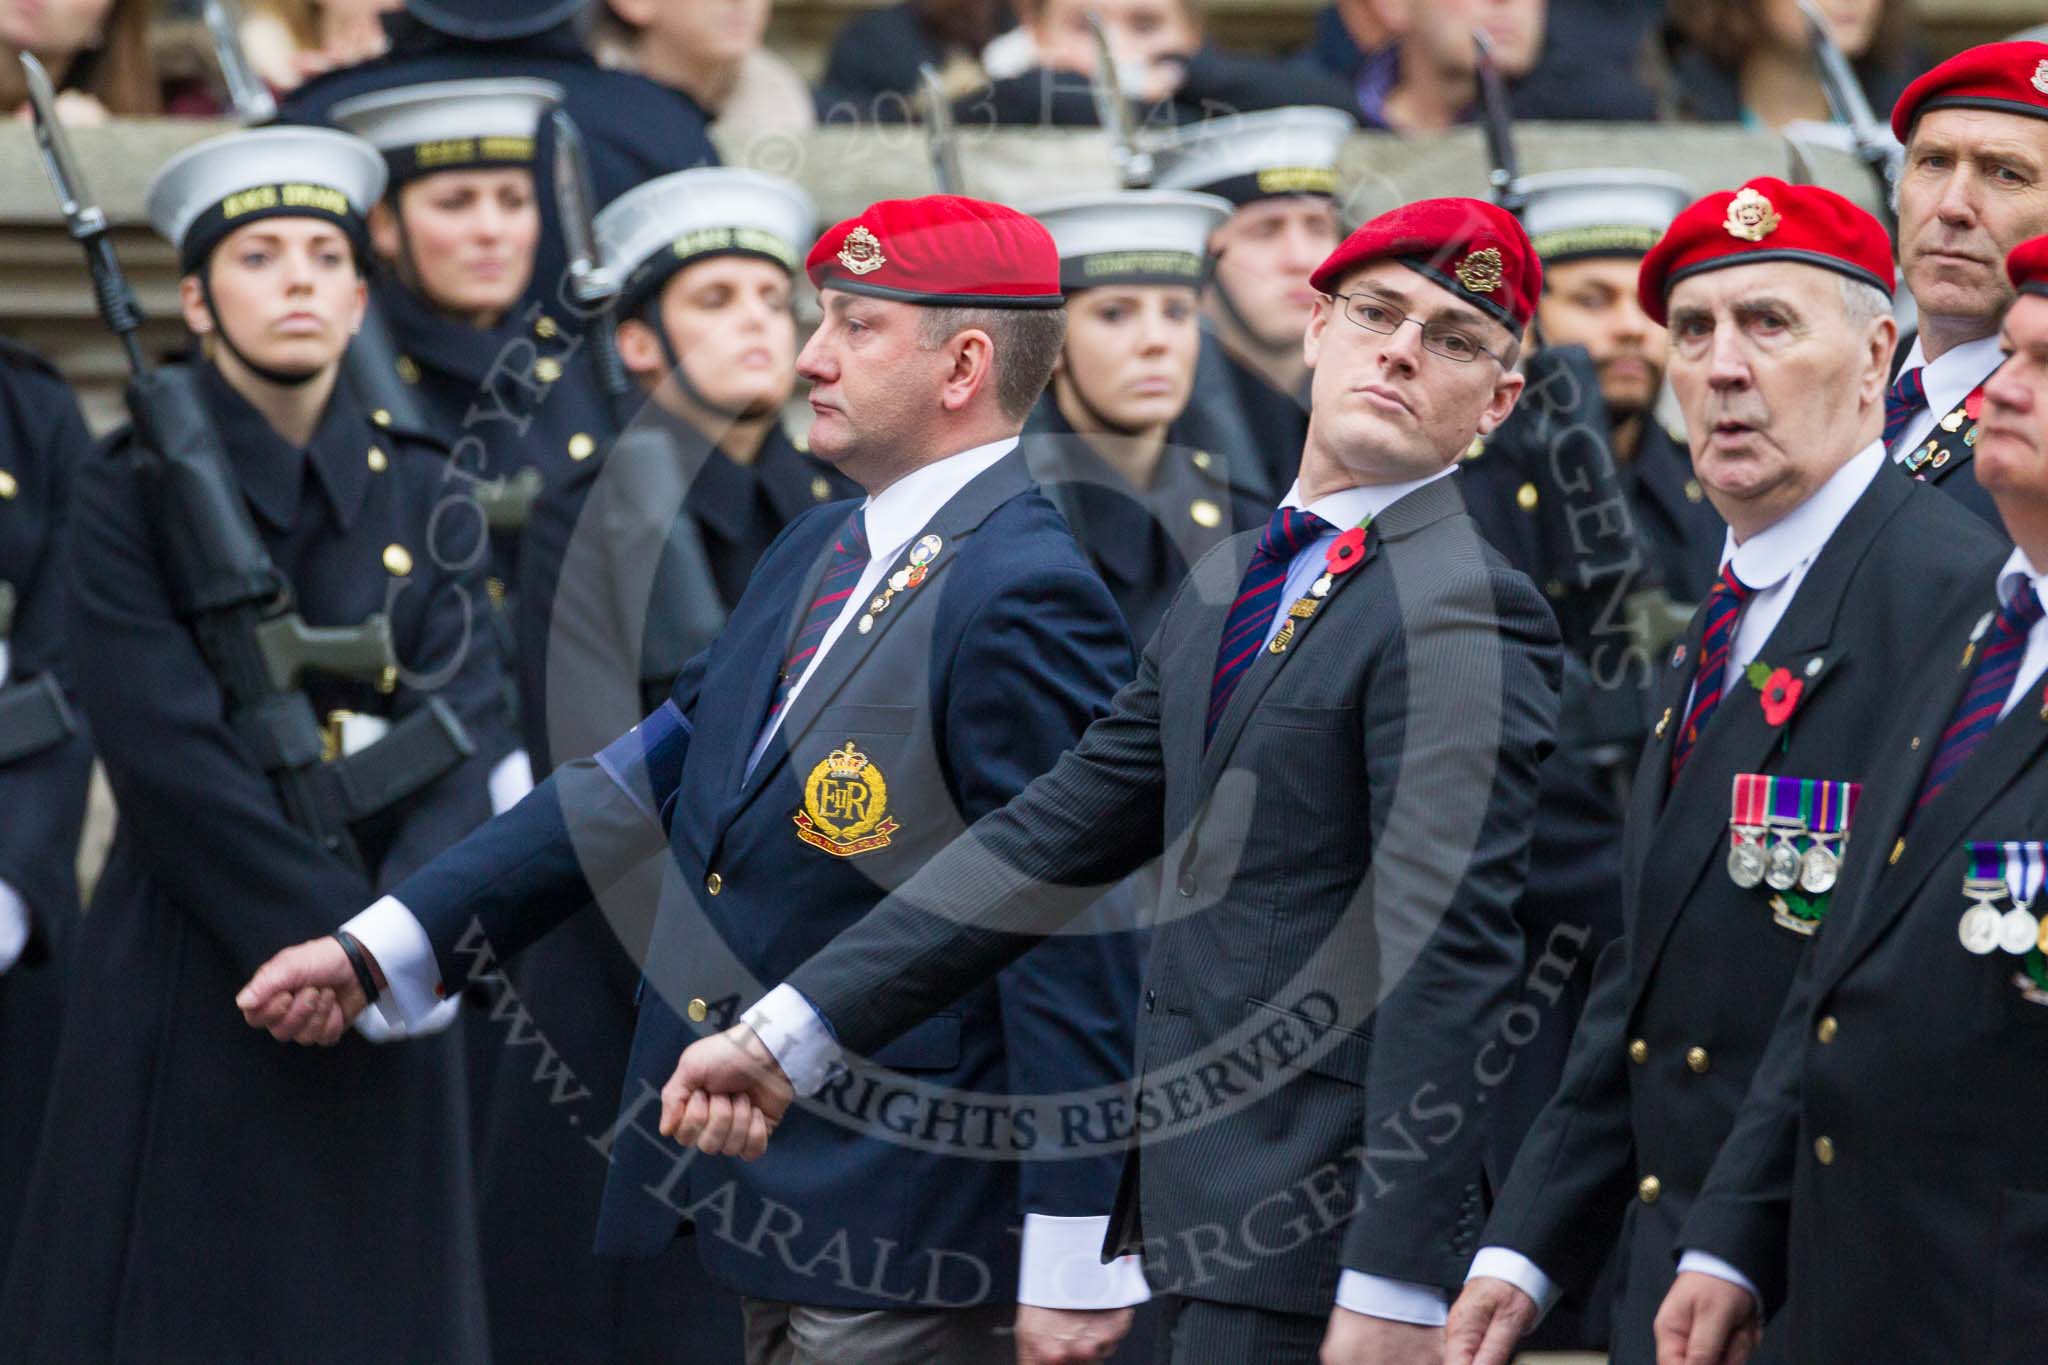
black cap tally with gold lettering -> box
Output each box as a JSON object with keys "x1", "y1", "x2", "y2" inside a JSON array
[
  {"x1": 146, "y1": 126, "x2": 386, "y2": 273},
  {"x1": 330, "y1": 78, "x2": 562, "y2": 189},
  {"x1": 596, "y1": 168, "x2": 817, "y2": 317},
  {"x1": 1150, "y1": 107, "x2": 1354, "y2": 209},
  {"x1": 1517, "y1": 169, "x2": 1695, "y2": 265},
  {"x1": 1029, "y1": 190, "x2": 1232, "y2": 293}
]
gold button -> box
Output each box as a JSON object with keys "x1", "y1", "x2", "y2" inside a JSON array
[
  {"x1": 371, "y1": 407, "x2": 392, "y2": 427},
  {"x1": 810, "y1": 474, "x2": 831, "y2": 501},
  {"x1": 1814, "y1": 1136, "x2": 1835, "y2": 1165},
  {"x1": 382, "y1": 544, "x2": 413, "y2": 576},
  {"x1": 1910, "y1": 736, "x2": 1920, "y2": 750},
  {"x1": 367, "y1": 445, "x2": 388, "y2": 473},
  {"x1": 568, "y1": 432, "x2": 595, "y2": 461},
  {"x1": 1889, "y1": 838, "x2": 1904, "y2": 865},
  {"x1": 1516, "y1": 482, "x2": 1538, "y2": 512},
  {"x1": 1628, "y1": 1038, "x2": 1648, "y2": 1064},
  {"x1": 1192, "y1": 450, "x2": 1213, "y2": 470},
  {"x1": 706, "y1": 872, "x2": 723, "y2": 896},
  {"x1": 1817, "y1": 1015, "x2": 1838, "y2": 1044},
  {"x1": 0, "y1": 469, "x2": 15, "y2": 499},
  {"x1": 535, "y1": 357, "x2": 563, "y2": 384},
  {"x1": 1545, "y1": 579, "x2": 1566, "y2": 599},
  {"x1": 1462, "y1": 435, "x2": 1485, "y2": 462},
  {"x1": 1684, "y1": 478, "x2": 1704, "y2": 503},
  {"x1": 1686, "y1": 1046, "x2": 1710, "y2": 1074},
  {"x1": 1638, "y1": 1175, "x2": 1662, "y2": 1203},
  {"x1": 535, "y1": 314, "x2": 559, "y2": 339},
  {"x1": 1190, "y1": 498, "x2": 1222, "y2": 529},
  {"x1": 396, "y1": 355, "x2": 421, "y2": 384},
  {"x1": 687, "y1": 997, "x2": 708, "y2": 1023}
]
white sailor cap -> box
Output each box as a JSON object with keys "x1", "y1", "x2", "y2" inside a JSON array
[
  {"x1": 145, "y1": 126, "x2": 386, "y2": 273},
  {"x1": 330, "y1": 77, "x2": 562, "y2": 188},
  {"x1": 1516, "y1": 169, "x2": 1696, "y2": 264},
  {"x1": 1150, "y1": 107, "x2": 1356, "y2": 208},
  {"x1": 1028, "y1": 190, "x2": 1233, "y2": 292},
  {"x1": 596, "y1": 168, "x2": 817, "y2": 315}
]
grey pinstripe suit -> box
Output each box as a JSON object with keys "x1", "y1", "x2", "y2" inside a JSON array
[{"x1": 784, "y1": 471, "x2": 1562, "y2": 1335}]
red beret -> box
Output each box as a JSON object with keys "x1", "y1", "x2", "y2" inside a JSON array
[
  {"x1": 806, "y1": 194, "x2": 1063, "y2": 309},
  {"x1": 2009, "y1": 234, "x2": 2048, "y2": 300},
  {"x1": 1308, "y1": 197, "x2": 1539, "y2": 331},
  {"x1": 1635, "y1": 177, "x2": 1894, "y2": 325},
  {"x1": 1891, "y1": 40, "x2": 2048, "y2": 141}
]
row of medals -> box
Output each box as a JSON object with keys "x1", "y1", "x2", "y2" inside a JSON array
[
  {"x1": 1957, "y1": 878, "x2": 2045, "y2": 957},
  {"x1": 1729, "y1": 823, "x2": 1840, "y2": 896}
]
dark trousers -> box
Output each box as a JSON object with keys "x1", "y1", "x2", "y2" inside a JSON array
[{"x1": 1154, "y1": 1296, "x2": 1325, "y2": 1365}]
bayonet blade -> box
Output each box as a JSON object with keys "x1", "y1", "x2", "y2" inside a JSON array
[
  {"x1": 551, "y1": 109, "x2": 615, "y2": 309},
  {"x1": 919, "y1": 63, "x2": 964, "y2": 194},
  {"x1": 1472, "y1": 31, "x2": 1523, "y2": 214},
  {"x1": 202, "y1": 0, "x2": 278, "y2": 124},
  {"x1": 21, "y1": 54, "x2": 106, "y2": 241},
  {"x1": 1086, "y1": 13, "x2": 1151, "y2": 188}
]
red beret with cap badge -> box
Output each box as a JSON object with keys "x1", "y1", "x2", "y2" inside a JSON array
[
  {"x1": 1307, "y1": 197, "x2": 1540, "y2": 333},
  {"x1": 2009, "y1": 233, "x2": 2048, "y2": 300},
  {"x1": 1635, "y1": 177, "x2": 1894, "y2": 325},
  {"x1": 806, "y1": 195, "x2": 1064, "y2": 309},
  {"x1": 1890, "y1": 40, "x2": 2048, "y2": 141}
]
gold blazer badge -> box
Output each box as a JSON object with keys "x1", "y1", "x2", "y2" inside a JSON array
[{"x1": 794, "y1": 740, "x2": 900, "y2": 857}]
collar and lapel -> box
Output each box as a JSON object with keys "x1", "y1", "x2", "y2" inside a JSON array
[
  {"x1": 1900, "y1": 381, "x2": 1987, "y2": 488},
  {"x1": 201, "y1": 362, "x2": 371, "y2": 533},
  {"x1": 1623, "y1": 468, "x2": 1913, "y2": 986},
  {"x1": 719, "y1": 453, "x2": 1038, "y2": 822}
]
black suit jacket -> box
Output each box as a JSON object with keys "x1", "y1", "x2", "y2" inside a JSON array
[
  {"x1": 1481, "y1": 469, "x2": 2006, "y2": 1360},
  {"x1": 1682, "y1": 565, "x2": 2048, "y2": 1364},
  {"x1": 786, "y1": 472, "x2": 1562, "y2": 1307}
]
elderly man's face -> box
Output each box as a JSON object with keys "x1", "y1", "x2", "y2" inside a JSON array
[
  {"x1": 1979, "y1": 293, "x2": 2048, "y2": 504},
  {"x1": 1664, "y1": 262, "x2": 1893, "y2": 534},
  {"x1": 1899, "y1": 109, "x2": 2048, "y2": 331},
  {"x1": 798, "y1": 291, "x2": 955, "y2": 469},
  {"x1": 1302, "y1": 258, "x2": 1524, "y2": 482}
]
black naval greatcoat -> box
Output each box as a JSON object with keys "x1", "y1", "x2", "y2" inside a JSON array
[
  {"x1": 0, "y1": 342, "x2": 95, "y2": 1290},
  {"x1": 0, "y1": 365, "x2": 511, "y2": 1365},
  {"x1": 1188, "y1": 328, "x2": 1311, "y2": 499},
  {"x1": 1479, "y1": 466, "x2": 2006, "y2": 1362},
  {"x1": 476, "y1": 409, "x2": 846, "y2": 1365},
  {"x1": 1684, "y1": 559, "x2": 2048, "y2": 1364}
]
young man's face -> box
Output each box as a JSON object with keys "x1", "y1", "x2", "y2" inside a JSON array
[
  {"x1": 1209, "y1": 196, "x2": 1342, "y2": 351},
  {"x1": 1536, "y1": 256, "x2": 1667, "y2": 417}
]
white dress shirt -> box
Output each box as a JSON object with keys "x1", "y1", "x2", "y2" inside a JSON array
[
  {"x1": 1888, "y1": 334, "x2": 2004, "y2": 462},
  {"x1": 1467, "y1": 440, "x2": 1889, "y2": 1317},
  {"x1": 1992, "y1": 546, "x2": 2048, "y2": 721}
]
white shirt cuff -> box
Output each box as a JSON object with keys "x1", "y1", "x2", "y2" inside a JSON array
[
  {"x1": 342, "y1": 895, "x2": 446, "y2": 1034},
  {"x1": 741, "y1": 982, "x2": 844, "y2": 1097},
  {"x1": 0, "y1": 878, "x2": 28, "y2": 976},
  {"x1": 1466, "y1": 1246, "x2": 1560, "y2": 1317},
  {"x1": 1017, "y1": 1213, "x2": 1151, "y2": 1309},
  {"x1": 1676, "y1": 1250, "x2": 1762, "y2": 1311},
  {"x1": 489, "y1": 747, "x2": 534, "y2": 815},
  {"x1": 1334, "y1": 1269, "x2": 1449, "y2": 1325},
  {"x1": 352, "y1": 992, "x2": 460, "y2": 1042}
]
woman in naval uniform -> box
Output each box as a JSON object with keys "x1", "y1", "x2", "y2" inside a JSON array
[
  {"x1": 0, "y1": 126, "x2": 508, "y2": 1365},
  {"x1": 1023, "y1": 189, "x2": 1268, "y2": 644}
]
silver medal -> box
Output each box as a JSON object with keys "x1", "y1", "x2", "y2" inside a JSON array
[
  {"x1": 1799, "y1": 842, "x2": 1839, "y2": 895},
  {"x1": 1728, "y1": 833, "x2": 1767, "y2": 890},
  {"x1": 1764, "y1": 830, "x2": 1802, "y2": 892},
  {"x1": 1959, "y1": 905, "x2": 2002, "y2": 954},
  {"x1": 2000, "y1": 906, "x2": 2041, "y2": 956}
]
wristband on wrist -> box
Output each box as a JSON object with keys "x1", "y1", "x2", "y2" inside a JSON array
[{"x1": 332, "y1": 930, "x2": 381, "y2": 1004}]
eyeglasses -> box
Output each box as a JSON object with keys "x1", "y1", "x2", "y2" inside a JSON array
[{"x1": 1328, "y1": 292, "x2": 1509, "y2": 366}]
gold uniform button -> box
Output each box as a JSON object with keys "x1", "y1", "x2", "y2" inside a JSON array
[
  {"x1": 371, "y1": 408, "x2": 393, "y2": 427},
  {"x1": 1516, "y1": 482, "x2": 1539, "y2": 512},
  {"x1": 535, "y1": 357, "x2": 563, "y2": 384},
  {"x1": 395, "y1": 355, "x2": 421, "y2": 384},
  {"x1": 1684, "y1": 478, "x2": 1704, "y2": 503},
  {"x1": 568, "y1": 432, "x2": 595, "y2": 461},
  {"x1": 535, "y1": 314, "x2": 559, "y2": 339},
  {"x1": 687, "y1": 997, "x2": 708, "y2": 1023},
  {"x1": 810, "y1": 475, "x2": 831, "y2": 502},
  {"x1": 1638, "y1": 1175, "x2": 1662, "y2": 1203},
  {"x1": 1192, "y1": 450, "x2": 1213, "y2": 471},
  {"x1": 705, "y1": 872, "x2": 723, "y2": 896},
  {"x1": 1189, "y1": 498, "x2": 1222, "y2": 529},
  {"x1": 1687, "y1": 1046, "x2": 1710, "y2": 1074},
  {"x1": 1628, "y1": 1038, "x2": 1648, "y2": 1064},
  {"x1": 382, "y1": 544, "x2": 413, "y2": 576},
  {"x1": 367, "y1": 445, "x2": 388, "y2": 473},
  {"x1": 1814, "y1": 1136, "x2": 1836, "y2": 1165},
  {"x1": 1817, "y1": 1015, "x2": 1838, "y2": 1044},
  {"x1": 0, "y1": 469, "x2": 16, "y2": 499}
]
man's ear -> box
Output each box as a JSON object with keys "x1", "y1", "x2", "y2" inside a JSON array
[
  {"x1": 1862, "y1": 313, "x2": 1900, "y2": 409},
  {"x1": 938, "y1": 327, "x2": 997, "y2": 413},
  {"x1": 1302, "y1": 293, "x2": 1331, "y2": 370},
  {"x1": 1476, "y1": 367, "x2": 1527, "y2": 436}
]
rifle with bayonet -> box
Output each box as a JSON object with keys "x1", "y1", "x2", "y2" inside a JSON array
[
  {"x1": 1086, "y1": 13, "x2": 1152, "y2": 189},
  {"x1": 919, "y1": 63, "x2": 966, "y2": 195},
  {"x1": 0, "y1": 579, "x2": 79, "y2": 767},
  {"x1": 22, "y1": 53, "x2": 473, "y2": 875},
  {"x1": 1797, "y1": 0, "x2": 1901, "y2": 236},
  {"x1": 201, "y1": 0, "x2": 277, "y2": 124}
]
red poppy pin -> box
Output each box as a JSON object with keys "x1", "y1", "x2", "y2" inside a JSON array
[
  {"x1": 1964, "y1": 386, "x2": 1985, "y2": 423},
  {"x1": 1326, "y1": 527, "x2": 1369, "y2": 575},
  {"x1": 1746, "y1": 662, "x2": 1803, "y2": 727}
]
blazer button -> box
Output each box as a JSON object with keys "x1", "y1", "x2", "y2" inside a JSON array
[
  {"x1": 706, "y1": 872, "x2": 723, "y2": 896},
  {"x1": 1816, "y1": 1015, "x2": 1838, "y2": 1044},
  {"x1": 1177, "y1": 870, "x2": 1198, "y2": 897},
  {"x1": 1144, "y1": 988, "x2": 1156, "y2": 1013},
  {"x1": 1686, "y1": 1047, "x2": 1710, "y2": 1074},
  {"x1": 1638, "y1": 1175, "x2": 1662, "y2": 1203},
  {"x1": 1628, "y1": 1038, "x2": 1648, "y2": 1064},
  {"x1": 687, "y1": 998, "x2": 708, "y2": 1023},
  {"x1": 1814, "y1": 1136, "x2": 1836, "y2": 1165}
]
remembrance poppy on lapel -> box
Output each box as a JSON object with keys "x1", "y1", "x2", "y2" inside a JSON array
[
  {"x1": 1747, "y1": 663, "x2": 1804, "y2": 727},
  {"x1": 1326, "y1": 526, "x2": 1368, "y2": 575}
]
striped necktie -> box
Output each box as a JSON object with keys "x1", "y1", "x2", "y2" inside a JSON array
[
  {"x1": 1909, "y1": 580, "x2": 2046, "y2": 819},
  {"x1": 1207, "y1": 506, "x2": 1329, "y2": 744},
  {"x1": 1670, "y1": 562, "x2": 1757, "y2": 780},
  {"x1": 761, "y1": 508, "x2": 869, "y2": 737},
  {"x1": 1883, "y1": 366, "x2": 1926, "y2": 450}
]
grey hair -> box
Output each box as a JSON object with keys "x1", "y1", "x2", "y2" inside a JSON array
[{"x1": 1837, "y1": 274, "x2": 1893, "y2": 328}]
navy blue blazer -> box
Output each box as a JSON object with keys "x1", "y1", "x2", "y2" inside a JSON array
[{"x1": 391, "y1": 452, "x2": 1142, "y2": 1306}]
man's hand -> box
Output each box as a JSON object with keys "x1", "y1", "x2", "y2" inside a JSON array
[
  {"x1": 1014, "y1": 1305, "x2": 1132, "y2": 1363},
  {"x1": 1445, "y1": 1277, "x2": 1540, "y2": 1365},
  {"x1": 236, "y1": 936, "x2": 379, "y2": 1045},
  {"x1": 1320, "y1": 1306, "x2": 1444, "y2": 1365},
  {"x1": 1654, "y1": 1271, "x2": 1762, "y2": 1365},
  {"x1": 659, "y1": 1022, "x2": 795, "y2": 1160}
]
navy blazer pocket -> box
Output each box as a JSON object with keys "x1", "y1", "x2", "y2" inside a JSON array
[
  {"x1": 1989, "y1": 1186, "x2": 2048, "y2": 1362},
  {"x1": 1246, "y1": 995, "x2": 1372, "y2": 1087},
  {"x1": 867, "y1": 1011, "x2": 963, "y2": 1072}
]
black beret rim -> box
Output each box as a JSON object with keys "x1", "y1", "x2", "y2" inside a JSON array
[
  {"x1": 811, "y1": 275, "x2": 1066, "y2": 309},
  {"x1": 1657, "y1": 249, "x2": 1890, "y2": 315},
  {"x1": 2021, "y1": 280, "x2": 2048, "y2": 299},
  {"x1": 1909, "y1": 94, "x2": 2048, "y2": 134},
  {"x1": 1390, "y1": 256, "x2": 1524, "y2": 331}
]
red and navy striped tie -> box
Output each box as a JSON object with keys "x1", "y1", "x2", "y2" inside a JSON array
[
  {"x1": 762, "y1": 508, "x2": 869, "y2": 735},
  {"x1": 1669, "y1": 563, "x2": 1757, "y2": 780},
  {"x1": 1882, "y1": 365, "x2": 1925, "y2": 451},
  {"x1": 1909, "y1": 580, "x2": 2046, "y2": 819},
  {"x1": 1206, "y1": 506, "x2": 1330, "y2": 744}
]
